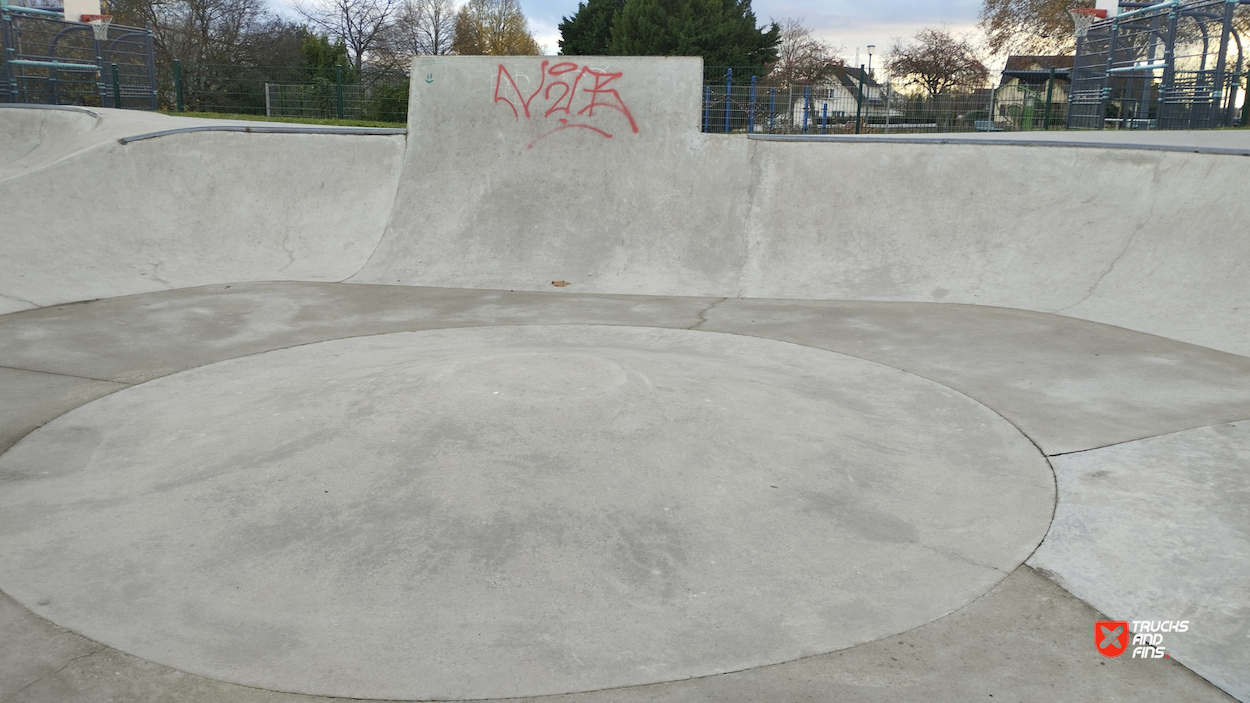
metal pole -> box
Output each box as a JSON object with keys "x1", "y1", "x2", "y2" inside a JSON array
[
  {"x1": 787, "y1": 84, "x2": 793, "y2": 133},
  {"x1": 855, "y1": 65, "x2": 865, "y2": 134},
  {"x1": 1228, "y1": 31, "x2": 1243, "y2": 126},
  {"x1": 1044, "y1": 67, "x2": 1056, "y2": 129},
  {"x1": 1159, "y1": 5, "x2": 1180, "y2": 128},
  {"x1": 885, "y1": 82, "x2": 892, "y2": 131},
  {"x1": 1, "y1": 4, "x2": 17, "y2": 103},
  {"x1": 95, "y1": 20, "x2": 107, "y2": 106},
  {"x1": 1242, "y1": 69, "x2": 1250, "y2": 127},
  {"x1": 144, "y1": 22, "x2": 157, "y2": 109},
  {"x1": 724, "y1": 68, "x2": 731, "y2": 133},
  {"x1": 703, "y1": 85, "x2": 710, "y2": 132},
  {"x1": 0, "y1": 0, "x2": 60, "y2": 19},
  {"x1": 111, "y1": 62, "x2": 120, "y2": 108},
  {"x1": 765, "y1": 86, "x2": 775, "y2": 132},
  {"x1": 821, "y1": 102, "x2": 827, "y2": 133},
  {"x1": 265, "y1": 82, "x2": 271, "y2": 117},
  {"x1": 1099, "y1": 16, "x2": 1121, "y2": 129},
  {"x1": 987, "y1": 86, "x2": 997, "y2": 131},
  {"x1": 1144, "y1": 13, "x2": 1162, "y2": 128},
  {"x1": 335, "y1": 64, "x2": 344, "y2": 119},
  {"x1": 748, "y1": 75, "x2": 756, "y2": 134},
  {"x1": 1068, "y1": 33, "x2": 1085, "y2": 129},
  {"x1": 174, "y1": 58, "x2": 184, "y2": 111},
  {"x1": 802, "y1": 85, "x2": 810, "y2": 134},
  {"x1": 1209, "y1": 0, "x2": 1236, "y2": 127}
]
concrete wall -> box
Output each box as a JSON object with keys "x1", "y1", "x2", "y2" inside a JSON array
[
  {"x1": 2, "y1": 58, "x2": 1247, "y2": 355},
  {"x1": 352, "y1": 56, "x2": 750, "y2": 296},
  {"x1": 0, "y1": 116, "x2": 405, "y2": 314},
  {"x1": 353, "y1": 55, "x2": 1250, "y2": 355},
  {"x1": 741, "y1": 140, "x2": 1250, "y2": 355},
  {"x1": 0, "y1": 106, "x2": 101, "y2": 181}
]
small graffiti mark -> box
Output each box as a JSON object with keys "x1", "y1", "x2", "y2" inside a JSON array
[
  {"x1": 527, "y1": 119, "x2": 613, "y2": 150},
  {"x1": 425, "y1": 73, "x2": 434, "y2": 84},
  {"x1": 494, "y1": 60, "x2": 639, "y2": 147}
]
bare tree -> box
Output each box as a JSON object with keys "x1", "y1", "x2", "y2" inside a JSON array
[
  {"x1": 451, "y1": 0, "x2": 541, "y2": 55},
  {"x1": 768, "y1": 17, "x2": 842, "y2": 84},
  {"x1": 980, "y1": 0, "x2": 1092, "y2": 56},
  {"x1": 107, "y1": 0, "x2": 293, "y2": 65},
  {"x1": 294, "y1": 0, "x2": 401, "y2": 72},
  {"x1": 885, "y1": 27, "x2": 989, "y2": 97},
  {"x1": 392, "y1": 0, "x2": 457, "y2": 55}
]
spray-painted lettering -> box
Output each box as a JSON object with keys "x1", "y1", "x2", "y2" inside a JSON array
[{"x1": 494, "y1": 60, "x2": 639, "y2": 149}]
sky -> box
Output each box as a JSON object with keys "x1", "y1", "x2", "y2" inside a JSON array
[
  {"x1": 272, "y1": 0, "x2": 988, "y2": 74},
  {"x1": 522, "y1": 0, "x2": 985, "y2": 67}
]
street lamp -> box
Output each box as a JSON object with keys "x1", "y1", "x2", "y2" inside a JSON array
[{"x1": 867, "y1": 45, "x2": 875, "y2": 78}]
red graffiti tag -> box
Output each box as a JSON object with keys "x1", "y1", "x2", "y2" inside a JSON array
[{"x1": 493, "y1": 60, "x2": 639, "y2": 148}]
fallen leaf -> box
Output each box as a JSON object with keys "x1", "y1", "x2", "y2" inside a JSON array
[{"x1": 552, "y1": 281, "x2": 570, "y2": 287}]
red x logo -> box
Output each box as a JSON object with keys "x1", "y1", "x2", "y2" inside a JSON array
[{"x1": 1097, "y1": 621, "x2": 1130, "y2": 658}]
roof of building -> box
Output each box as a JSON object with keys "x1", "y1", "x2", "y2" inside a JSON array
[
  {"x1": 1001, "y1": 55, "x2": 1075, "y2": 85},
  {"x1": 827, "y1": 65, "x2": 883, "y2": 90},
  {"x1": 1005, "y1": 55, "x2": 1075, "y2": 72}
]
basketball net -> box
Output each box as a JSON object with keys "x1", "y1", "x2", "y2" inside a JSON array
[
  {"x1": 81, "y1": 13, "x2": 113, "y2": 42},
  {"x1": 1069, "y1": 8, "x2": 1108, "y2": 39}
]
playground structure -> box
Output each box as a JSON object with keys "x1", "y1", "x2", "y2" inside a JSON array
[
  {"x1": 0, "y1": 0, "x2": 156, "y2": 108},
  {"x1": 1070, "y1": 0, "x2": 1250, "y2": 129},
  {"x1": 0, "y1": 56, "x2": 1248, "y2": 702}
]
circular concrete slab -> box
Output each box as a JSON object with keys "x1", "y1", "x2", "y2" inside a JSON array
[{"x1": 0, "y1": 325, "x2": 1054, "y2": 700}]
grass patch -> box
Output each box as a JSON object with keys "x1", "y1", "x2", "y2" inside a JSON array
[{"x1": 159, "y1": 111, "x2": 405, "y2": 129}]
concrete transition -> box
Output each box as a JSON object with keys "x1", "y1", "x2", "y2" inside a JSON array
[{"x1": 0, "y1": 56, "x2": 1247, "y2": 702}]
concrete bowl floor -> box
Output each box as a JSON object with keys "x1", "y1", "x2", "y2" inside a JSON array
[
  {"x1": 0, "y1": 283, "x2": 1245, "y2": 703},
  {"x1": 0, "y1": 325, "x2": 1053, "y2": 700}
]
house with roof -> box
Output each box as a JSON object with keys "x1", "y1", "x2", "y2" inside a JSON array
[
  {"x1": 994, "y1": 55, "x2": 1073, "y2": 128},
  {"x1": 783, "y1": 65, "x2": 902, "y2": 130},
  {"x1": 999, "y1": 55, "x2": 1073, "y2": 100}
]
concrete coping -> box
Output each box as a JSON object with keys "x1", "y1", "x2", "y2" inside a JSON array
[
  {"x1": 0, "y1": 103, "x2": 101, "y2": 118},
  {"x1": 117, "y1": 125, "x2": 408, "y2": 145},
  {"x1": 748, "y1": 133, "x2": 1250, "y2": 157}
]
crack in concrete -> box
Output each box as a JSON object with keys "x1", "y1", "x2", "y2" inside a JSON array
[
  {"x1": 0, "y1": 644, "x2": 107, "y2": 703},
  {"x1": 144, "y1": 261, "x2": 172, "y2": 289},
  {"x1": 278, "y1": 231, "x2": 297, "y2": 272},
  {"x1": 0, "y1": 292, "x2": 39, "y2": 309},
  {"x1": 689, "y1": 297, "x2": 728, "y2": 330},
  {"x1": 1053, "y1": 198, "x2": 1156, "y2": 315},
  {"x1": 917, "y1": 542, "x2": 1010, "y2": 576}
]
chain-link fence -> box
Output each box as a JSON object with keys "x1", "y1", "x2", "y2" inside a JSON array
[
  {"x1": 700, "y1": 66, "x2": 1071, "y2": 135},
  {"x1": 163, "y1": 62, "x2": 409, "y2": 123},
  {"x1": 0, "y1": 8, "x2": 155, "y2": 108}
]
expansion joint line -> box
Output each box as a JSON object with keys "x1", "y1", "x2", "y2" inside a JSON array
[
  {"x1": 0, "y1": 644, "x2": 107, "y2": 703},
  {"x1": 1045, "y1": 415, "x2": 1250, "y2": 458}
]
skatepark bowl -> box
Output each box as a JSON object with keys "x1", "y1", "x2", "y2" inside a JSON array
[{"x1": 0, "y1": 56, "x2": 1248, "y2": 703}]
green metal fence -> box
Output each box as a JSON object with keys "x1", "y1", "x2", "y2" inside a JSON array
[
  {"x1": 164, "y1": 61, "x2": 409, "y2": 123},
  {"x1": 700, "y1": 66, "x2": 1072, "y2": 135}
]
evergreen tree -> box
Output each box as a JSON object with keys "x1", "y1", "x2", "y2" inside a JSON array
[
  {"x1": 557, "y1": 0, "x2": 625, "y2": 55},
  {"x1": 302, "y1": 32, "x2": 356, "y2": 82},
  {"x1": 605, "y1": 0, "x2": 778, "y2": 68}
]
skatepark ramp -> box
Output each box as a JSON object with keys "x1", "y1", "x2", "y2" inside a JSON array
[{"x1": 0, "y1": 57, "x2": 1247, "y2": 702}]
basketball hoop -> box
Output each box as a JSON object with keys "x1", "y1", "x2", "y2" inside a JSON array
[
  {"x1": 81, "y1": 14, "x2": 113, "y2": 42},
  {"x1": 1069, "y1": 7, "x2": 1108, "y2": 39}
]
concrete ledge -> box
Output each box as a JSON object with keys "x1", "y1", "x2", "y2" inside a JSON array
[
  {"x1": 748, "y1": 133, "x2": 1250, "y2": 157},
  {"x1": 117, "y1": 125, "x2": 407, "y2": 144}
]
